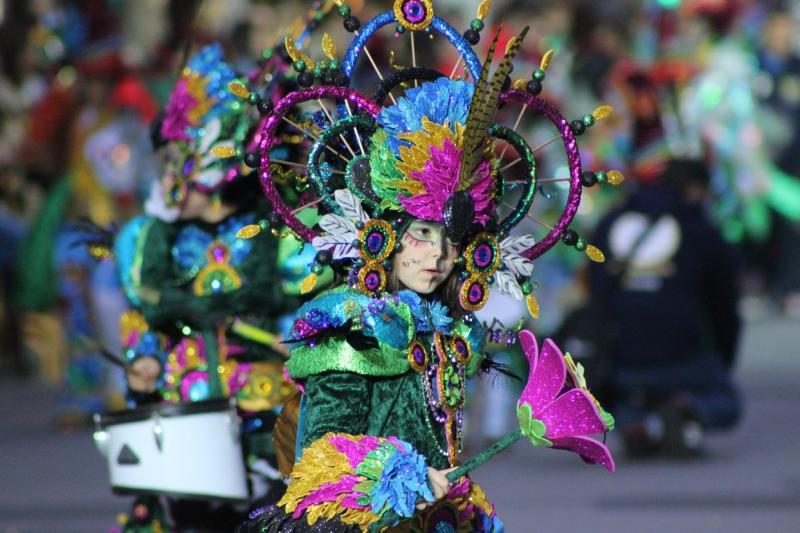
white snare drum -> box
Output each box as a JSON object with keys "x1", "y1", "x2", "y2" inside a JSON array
[{"x1": 93, "y1": 399, "x2": 249, "y2": 500}]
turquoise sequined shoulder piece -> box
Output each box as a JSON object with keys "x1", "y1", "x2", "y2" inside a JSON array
[
  {"x1": 171, "y1": 213, "x2": 256, "y2": 272},
  {"x1": 286, "y1": 286, "x2": 417, "y2": 378}
]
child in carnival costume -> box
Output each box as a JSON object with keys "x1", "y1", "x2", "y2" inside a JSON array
[
  {"x1": 233, "y1": 1, "x2": 619, "y2": 531},
  {"x1": 116, "y1": 37, "x2": 332, "y2": 530}
]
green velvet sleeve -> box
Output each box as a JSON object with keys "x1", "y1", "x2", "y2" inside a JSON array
[
  {"x1": 301, "y1": 372, "x2": 372, "y2": 449},
  {"x1": 137, "y1": 213, "x2": 297, "y2": 331}
]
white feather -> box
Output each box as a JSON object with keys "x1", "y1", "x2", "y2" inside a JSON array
[
  {"x1": 502, "y1": 253, "x2": 534, "y2": 277},
  {"x1": 500, "y1": 234, "x2": 536, "y2": 256},
  {"x1": 493, "y1": 270, "x2": 524, "y2": 300},
  {"x1": 334, "y1": 189, "x2": 369, "y2": 223},
  {"x1": 198, "y1": 118, "x2": 222, "y2": 154},
  {"x1": 319, "y1": 214, "x2": 356, "y2": 235},
  {"x1": 312, "y1": 234, "x2": 359, "y2": 259}
]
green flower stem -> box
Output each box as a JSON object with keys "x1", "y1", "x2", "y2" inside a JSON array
[{"x1": 445, "y1": 428, "x2": 523, "y2": 482}]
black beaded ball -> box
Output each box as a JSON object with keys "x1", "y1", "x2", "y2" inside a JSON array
[
  {"x1": 526, "y1": 79, "x2": 542, "y2": 95},
  {"x1": 344, "y1": 16, "x2": 360, "y2": 32},
  {"x1": 570, "y1": 119, "x2": 586, "y2": 135},
  {"x1": 315, "y1": 250, "x2": 332, "y2": 265},
  {"x1": 561, "y1": 229, "x2": 578, "y2": 246},
  {"x1": 256, "y1": 99, "x2": 274, "y2": 116},
  {"x1": 297, "y1": 70, "x2": 315, "y2": 88},
  {"x1": 244, "y1": 151, "x2": 260, "y2": 168},
  {"x1": 580, "y1": 171, "x2": 598, "y2": 187},
  {"x1": 464, "y1": 29, "x2": 480, "y2": 45}
]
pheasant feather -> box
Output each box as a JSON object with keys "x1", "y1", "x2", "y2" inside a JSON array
[{"x1": 459, "y1": 25, "x2": 529, "y2": 188}]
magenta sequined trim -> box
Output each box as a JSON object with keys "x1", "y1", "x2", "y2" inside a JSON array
[
  {"x1": 258, "y1": 87, "x2": 381, "y2": 243},
  {"x1": 499, "y1": 90, "x2": 583, "y2": 260}
]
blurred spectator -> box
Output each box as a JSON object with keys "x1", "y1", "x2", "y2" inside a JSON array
[
  {"x1": 587, "y1": 158, "x2": 742, "y2": 457},
  {"x1": 755, "y1": 8, "x2": 800, "y2": 315}
]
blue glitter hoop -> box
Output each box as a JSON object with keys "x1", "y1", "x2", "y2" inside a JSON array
[{"x1": 342, "y1": 12, "x2": 482, "y2": 81}]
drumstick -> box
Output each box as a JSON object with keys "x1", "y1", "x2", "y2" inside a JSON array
[
  {"x1": 230, "y1": 319, "x2": 278, "y2": 346},
  {"x1": 77, "y1": 335, "x2": 143, "y2": 377}
]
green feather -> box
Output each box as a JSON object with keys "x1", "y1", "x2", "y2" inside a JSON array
[{"x1": 368, "y1": 130, "x2": 406, "y2": 210}]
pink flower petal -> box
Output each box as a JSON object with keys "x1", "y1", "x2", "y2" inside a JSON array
[
  {"x1": 538, "y1": 389, "x2": 607, "y2": 438},
  {"x1": 519, "y1": 332, "x2": 567, "y2": 412},
  {"x1": 550, "y1": 436, "x2": 615, "y2": 472}
]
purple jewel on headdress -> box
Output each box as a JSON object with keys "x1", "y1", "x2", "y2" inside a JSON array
[
  {"x1": 468, "y1": 282, "x2": 484, "y2": 304},
  {"x1": 412, "y1": 345, "x2": 426, "y2": 366},
  {"x1": 453, "y1": 338, "x2": 468, "y2": 358},
  {"x1": 290, "y1": 318, "x2": 319, "y2": 340},
  {"x1": 366, "y1": 231, "x2": 385, "y2": 255},
  {"x1": 182, "y1": 157, "x2": 196, "y2": 177},
  {"x1": 364, "y1": 270, "x2": 382, "y2": 291},
  {"x1": 211, "y1": 244, "x2": 227, "y2": 263},
  {"x1": 473, "y1": 243, "x2": 493, "y2": 269},
  {"x1": 403, "y1": 0, "x2": 426, "y2": 23}
]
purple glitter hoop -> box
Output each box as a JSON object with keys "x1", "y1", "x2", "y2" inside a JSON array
[
  {"x1": 257, "y1": 86, "x2": 382, "y2": 243},
  {"x1": 499, "y1": 89, "x2": 583, "y2": 261}
]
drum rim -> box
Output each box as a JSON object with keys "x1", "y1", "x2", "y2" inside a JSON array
[
  {"x1": 111, "y1": 484, "x2": 249, "y2": 502},
  {"x1": 97, "y1": 398, "x2": 234, "y2": 426}
]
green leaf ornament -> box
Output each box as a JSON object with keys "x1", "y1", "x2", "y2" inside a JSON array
[{"x1": 516, "y1": 402, "x2": 552, "y2": 447}]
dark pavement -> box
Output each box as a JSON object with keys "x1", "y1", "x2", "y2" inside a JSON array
[{"x1": 1, "y1": 316, "x2": 799, "y2": 532}]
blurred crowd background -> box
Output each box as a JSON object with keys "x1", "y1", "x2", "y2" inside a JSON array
[{"x1": 0, "y1": 0, "x2": 799, "y2": 451}]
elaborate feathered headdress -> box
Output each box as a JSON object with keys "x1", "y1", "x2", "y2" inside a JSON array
[
  {"x1": 158, "y1": 2, "x2": 337, "y2": 205},
  {"x1": 226, "y1": 0, "x2": 625, "y2": 315}
]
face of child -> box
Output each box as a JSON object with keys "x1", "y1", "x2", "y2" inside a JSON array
[{"x1": 394, "y1": 220, "x2": 458, "y2": 294}]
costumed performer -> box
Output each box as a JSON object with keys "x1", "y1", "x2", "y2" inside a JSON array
[
  {"x1": 117, "y1": 39, "x2": 325, "y2": 531},
  {"x1": 235, "y1": 1, "x2": 620, "y2": 531}
]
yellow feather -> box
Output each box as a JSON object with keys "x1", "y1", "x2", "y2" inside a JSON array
[
  {"x1": 236, "y1": 224, "x2": 262, "y2": 239},
  {"x1": 227, "y1": 81, "x2": 251, "y2": 100},
  {"x1": 300, "y1": 272, "x2": 318, "y2": 294},
  {"x1": 585, "y1": 244, "x2": 605, "y2": 263},
  {"x1": 322, "y1": 33, "x2": 336, "y2": 60},
  {"x1": 477, "y1": 0, "x2": 492, "y2": 19},
  {"x1": 592, "y1": 105, "x2": 614, "y2": 121},
  {"x1": 540, "y1": 49, "x2": 554, "y2": 71},
  {"x1": 526, "y1": 293, "x2": 540, "y2": 319},
  {"x1": 284, "y1": 35, "x2": 300, "y2": 62},
  {"x1": 211, "y1": 146, "x2": 236, "y2": 158},
  {"x1": 606, "y1": 170, "x2": 625, "y2": 185}
]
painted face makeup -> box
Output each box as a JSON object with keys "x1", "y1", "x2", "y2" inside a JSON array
[{"x1": 394, "y1": 220, "x2": 458, "y2": 294}]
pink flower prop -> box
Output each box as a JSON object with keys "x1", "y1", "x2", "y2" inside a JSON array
[
  {"x1": 517, "y1": 330, "x2": 615, "y2": 472},
  {"x1": 399, "y1": 139, "x2": 494, "y2": 225}
]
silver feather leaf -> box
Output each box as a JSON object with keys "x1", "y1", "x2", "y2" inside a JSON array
[
  {"x1": 502, "y1": 253, "x2": 534, "y2": 277},
  {"x1": 334, "y1": 189, "x2": 369, "y2": 223},
  {"x1": 493, "y1": 270, "x2": 524, "y2": 300},
  {"x1": 500, "y1": 234, "x2": 536, "y2": 255},
  {"x1": 312, "y1": 234, "x2": 359, "y2": 259},
  {"x1": 319, "y1": 213, "x2": 356, "y2": 236}
]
